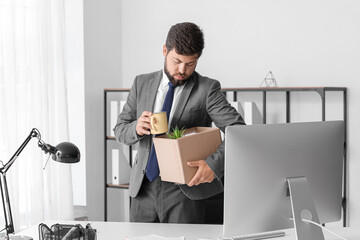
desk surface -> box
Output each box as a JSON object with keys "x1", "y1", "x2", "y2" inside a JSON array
[{"x1": 18, "y1": 221, "x2": 360, "y2": 240}]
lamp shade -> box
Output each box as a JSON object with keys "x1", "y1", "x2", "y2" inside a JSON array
[{"x1": 52, "y1": 142, "x2": 81, "y2": 163}]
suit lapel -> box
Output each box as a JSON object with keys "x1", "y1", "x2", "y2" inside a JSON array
[
  {"x1": 146, "y1": 70, "x2": 162, "y2": 112},
  {"x1": 170, "y1": 73, "x2": 197, "y2": 128}
]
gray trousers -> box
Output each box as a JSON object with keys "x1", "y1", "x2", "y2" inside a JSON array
[{"x1": 130, "y1": 177, "x2": 206, "y2": 223}]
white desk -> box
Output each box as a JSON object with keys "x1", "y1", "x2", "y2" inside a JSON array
[{"x1": 18, "y1": 221, "x2": 360, "y2": 240}]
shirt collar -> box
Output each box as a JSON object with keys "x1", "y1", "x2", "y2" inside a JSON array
[{"x1": 161, "y1": 69, "x2": 170, "y2": 88}]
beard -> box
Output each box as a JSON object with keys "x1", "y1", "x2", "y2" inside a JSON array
[{"x1": 164, "y1": 60, "x2": 192, "y2": 86}]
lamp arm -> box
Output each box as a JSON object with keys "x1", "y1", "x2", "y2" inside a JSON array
[
  {"x1": 0, "y1": 173, "x2": 14, "y2": 235},
  {"x1": 0, "y1": 128, "x2": 40, "y2": 174},
  {"x1": 0, "y1": 129, "x2": 41, "y2": 237}
]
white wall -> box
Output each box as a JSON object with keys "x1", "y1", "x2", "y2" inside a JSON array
[
  {"x1": 84, "y1": 0, "x2": 123, "y2": 220},
  {"x1": 84, "y1": 0, "x2": 360, "y2": 225}
]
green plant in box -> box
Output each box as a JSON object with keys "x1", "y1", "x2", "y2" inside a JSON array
[{"x1": 167, "y1": 126, "x2": 186, "y2": 139}]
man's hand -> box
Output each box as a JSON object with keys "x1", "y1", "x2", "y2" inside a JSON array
[
  {"x1": 136, "y1": 111, "x2": 152, "y2": 136},
  {"x1": 187, "y1": 160, "x2": 215, "y2": 187}
]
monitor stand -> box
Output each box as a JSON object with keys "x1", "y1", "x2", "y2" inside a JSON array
[{"x1": 287, "y1": 177, "x2": 325, "y2": 240}]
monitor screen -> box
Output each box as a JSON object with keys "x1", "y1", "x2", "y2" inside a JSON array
[{"x1": 223, "y1": 121, "x2": 344, "y2": 237}]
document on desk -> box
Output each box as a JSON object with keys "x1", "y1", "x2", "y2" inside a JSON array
[{"x1": 125, "y1": 234, "x2": 185, "y2": 240}]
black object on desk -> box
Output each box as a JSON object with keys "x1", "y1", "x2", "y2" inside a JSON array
[{"x1": 38, "y1": 223, "x2": 96, "y2": 240}]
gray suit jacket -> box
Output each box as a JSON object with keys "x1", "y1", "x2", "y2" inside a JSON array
[{"x1": 114, "y1": 70, "x2": 245, "y2": 200}]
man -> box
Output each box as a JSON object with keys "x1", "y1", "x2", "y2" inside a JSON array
[{"x1": 114, "y1": 22, "x2": 245, "y2": 223}]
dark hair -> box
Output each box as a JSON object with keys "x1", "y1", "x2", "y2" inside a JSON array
[{"x1": 165, "y1": 22, "x2": 204, "y2": 57}]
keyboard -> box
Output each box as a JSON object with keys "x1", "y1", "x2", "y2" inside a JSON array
[{"x1": 221, "y1": 230, "x2": 285, "y2": 240}]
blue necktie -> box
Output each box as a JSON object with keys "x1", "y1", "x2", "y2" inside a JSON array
[{"x1": 146, "y1": 82, "x2": 177, "y2": 182}]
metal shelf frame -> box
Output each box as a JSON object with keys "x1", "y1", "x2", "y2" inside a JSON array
[{"x1": 104, "y1": 87, "x2": 348, "y2": 226}]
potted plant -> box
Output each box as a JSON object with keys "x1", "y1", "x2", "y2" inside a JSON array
[{"x1": 166, "y1": 126, "x2": 186, "y2": 139}]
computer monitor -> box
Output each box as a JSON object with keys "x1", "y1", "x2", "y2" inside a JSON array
[{"x1": 223, "y1": 121, "x2": 344, "y2": 239}]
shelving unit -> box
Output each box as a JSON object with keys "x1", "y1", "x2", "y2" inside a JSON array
[
  {"x1": 104, "y1": 87, "x2": 347, "y2": 225},
  {"x1": 104, "y1": 89, "x2": 132, "y2": 221}
]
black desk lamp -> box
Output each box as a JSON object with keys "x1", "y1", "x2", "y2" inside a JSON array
[{"x1": 0, "y1": 128, "x2": 80, "y2": 240}]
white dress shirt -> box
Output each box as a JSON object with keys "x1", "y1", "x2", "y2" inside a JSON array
[{"x1": 152, "y1": 70, "x2": 185, "y2": 129}]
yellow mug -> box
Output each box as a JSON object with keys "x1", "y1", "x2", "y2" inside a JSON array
[{"x1": 150, "y1": 112, "x2": 168, "y2": 134}]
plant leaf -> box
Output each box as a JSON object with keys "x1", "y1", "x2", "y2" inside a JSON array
[{"x1": 167, "y1": 126, "x2": 186, "y2": 139}]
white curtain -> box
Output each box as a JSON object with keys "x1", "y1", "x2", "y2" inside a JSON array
[{"x1": 0, "y1": 0, "x2": 74, "y2": 232}]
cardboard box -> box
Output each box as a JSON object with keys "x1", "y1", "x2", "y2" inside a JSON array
[{"x1": 153, "y1": 127, "x2": 221, "y2": 184}]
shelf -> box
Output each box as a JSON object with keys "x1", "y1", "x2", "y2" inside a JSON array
[
  {"x1": 221, "y1": 86, "x2": 346, "y2": 91},
  {"x1": 104, "y1": 88, "x2": 130, "y2": 92},
  {"x1": 106, "y1": 87, "x2": 346, "y2": 92},
  {"x1": 107, "y1": 183, "x2": 129, "y2": 189}
]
